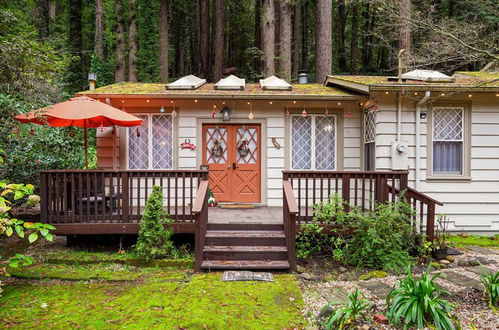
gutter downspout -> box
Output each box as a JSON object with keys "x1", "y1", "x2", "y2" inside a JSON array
[
  {"x1": 415, "y1": 91, "x2": 431, "y2": 190},
  {"x1": 396, "y1": 93, "x2": 402, "y2": 141}
]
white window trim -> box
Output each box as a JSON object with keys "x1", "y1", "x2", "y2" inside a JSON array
[
  {"x1": 431, "y1": 106, "x2": 464, "y2": 175},
  {"x1": 289, "y1": 114, "x2": 338, "y2": 171},
  {"x1": 126, "y1": 113, "x2": 174, "y2": 170}
]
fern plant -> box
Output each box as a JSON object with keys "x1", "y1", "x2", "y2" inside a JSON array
[
  {"x1": 134, "y1": 186, "x2": 176, "y2": 261},
  {"x1": 386, "y1": 267, "x2": 457, "y2": 330},
  {"x1": 480, "y1": 267, "x2": 499, "y2": 310},
  {"x1": 324, "y1": 289, "x2": 369, "y2": 330}
]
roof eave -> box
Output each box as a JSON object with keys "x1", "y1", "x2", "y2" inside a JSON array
[
  {"x1": 369, "y1": 85, "x2": 499, "y2": 92},
  {"x1": 325, "y1": 76, "x2": 370, "y2": 94}
]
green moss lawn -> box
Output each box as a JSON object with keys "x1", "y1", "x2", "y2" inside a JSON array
[
  {"x1": 448, "y1": 234, "x2": 499, "y2": 249},
  {"x1": 1, "y1": 258, "x2": 304, "y2": 329}
]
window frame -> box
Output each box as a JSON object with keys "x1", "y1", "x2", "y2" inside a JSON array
[
  {"x1": 289, "y1": 113, "x2": 338, "y2": 171},
  {"x1": 126, "y1": 113, "x2": 175, "y2": 170},
  {"x1": 427, "y1": 102, "x2": 471, "y2": 181},
  {"x1": 362, "y1": 108, "x2": 377, "y2": 171}
]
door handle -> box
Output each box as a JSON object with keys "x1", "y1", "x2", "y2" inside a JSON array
[{"x1": 232, "y1": 162, "x2": 239, "y2": 170}]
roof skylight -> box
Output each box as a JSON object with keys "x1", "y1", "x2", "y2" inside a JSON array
[
  {"x1": 401, "y1": 70, "x2": 455, "y2": 83},
  {"x1": 166, "y1": 75, "x2": 206, "y2": 90},
  {"x1": 214, "y1": 75, "x2": 245, "y2": 90},
  {"x1": 259, "y1": 76, "x2": 292, "y2": 90}
]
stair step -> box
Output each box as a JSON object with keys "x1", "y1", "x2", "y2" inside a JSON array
[
  {"x1": 207, "y1": 223, "x2": 284, "y2": 231},
  {"x1": 201, "y1": 260, "x2": 290, "y2": 270},
  {"x1": 203, "y1": 245, "x2": 288, "y2": 260},
  {"x1": 205, "y1": 230, "x2": 286, "y2": 246}
]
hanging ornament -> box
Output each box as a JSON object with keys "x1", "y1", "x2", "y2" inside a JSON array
[
  {"x1": 248, "y1": 111, "x2": 254, "y2": 120},
  {"x1": 97, "y1": 124, "x2": 106, "y2": 132},
  {"x1": 301, "y1": 109, "x2": 307, "y2": 117},
  {"x1": 160, "y1": 106, "x2": 165, "y2": 113},
  {"x1": 325, "y1": 106, "x2": 329, "y2": 117},
  {"x1": 345, "y1": 111, "x2": 352, "y2": 119},
  {"x1": 69, "y1": 130, "x2": 76, "y2": 138},
  {"x1": 29, "y1": 128, "x2": 35, "y2": 136},
  {"x1": 135, "y1": 128, "x2": 141, "y2": 137},
  {"x1": 237, "y1": 139, "x2": 250, "y2": 157},
  {"x1": 211, "y1": 139, "x2": 223, "y2": 158},
  {"x1": 12, "y1": 126, "x2": 19, "y2": 135},
  {"x1": 171, "y1": 109, "x2": 177, "y2": 118}
]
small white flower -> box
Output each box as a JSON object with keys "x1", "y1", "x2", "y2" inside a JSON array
[{"x1": 40, "y1": 303, "x2": 48, "y2": 309}]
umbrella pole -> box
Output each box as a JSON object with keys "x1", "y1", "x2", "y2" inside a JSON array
[{"x1": 84, "y1": 121, "x2": 88, "y2": 169}]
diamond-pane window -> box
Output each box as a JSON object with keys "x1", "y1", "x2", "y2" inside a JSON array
[
  {"x1": 128, "y1": 114, "x2": 173, "y2": 169},
  {"x1": 364, "y1": 109, "x2": 376, "y2": 143},
  {"x1": 432, "y1": 107, "x2": 464, "y2": 174},
  {"x1": 128, "y1": 115, "x2": 149, "y2": 169},
  {"x1": 237, "y1": 127, "x2": 258, "y2": 164},
  {"x1": 291, "y1": 115, "x2": 336, "y2": 170},
  {"x1": 206, "y1": 127, "x2": 228, "y2": 164},
  {"x1": 152, "y1": 115, "x2": 173, "y2": 169}
]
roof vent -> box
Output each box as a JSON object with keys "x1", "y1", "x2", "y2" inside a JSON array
[
  {"x1": 166, "y1": 75, "x2": 206, "y2": 90},
  {"x1": 401, "y1": 70, "x2": 455, "y2": 83},
  {"x1": 214, "y1": 75, "x2": 245, "y2": 90},
  {"x1": 259, "y1": 75, "x2": 292, "y2": 90}
]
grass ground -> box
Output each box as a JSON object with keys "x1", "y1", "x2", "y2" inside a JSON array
[
  {"x1": 448, "y1": 234, "x2": 499, "y2": 248},
  {"x1": 1, "y1": 249, "x2": 305, "y2": 329}
]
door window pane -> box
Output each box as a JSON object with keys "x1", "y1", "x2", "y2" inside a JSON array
[
  {"x1": 206, "y1": 127, "x2": 228, "y2": 164},
  {"x1": 236, "y1": 127, "x2": 258, "y2": 164}
]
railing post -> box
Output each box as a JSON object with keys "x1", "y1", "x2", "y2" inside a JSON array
[
  {"x1": 426, "y1": 202, "x2": 436, "y2": 241},
  {"x1": 399, "y1": 172, "x2": 409, "y2": 201},
  {"x1": 121, "y1": 172, "x2": 129, "y2": 223},
  {"x1": 288, "y1": 213, "x2": 296, "y2": 271},
  {"x1": 341, "y1": 174, "x2": 350, "y2": 212},
  {"x1": 40, "y1": 172, "x2": 48, "y2": 223}
]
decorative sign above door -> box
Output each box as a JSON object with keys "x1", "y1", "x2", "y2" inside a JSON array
[{"x1": 180, "y1": 139, "x2": 196, "y2": 150}]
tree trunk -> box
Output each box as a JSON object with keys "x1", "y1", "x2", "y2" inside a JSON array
[
  {"x1": 115, "y1": 0, "x2": 126, "y2": 82},
  {"x1": 279, "y1": 0, "x2": 292, "y2": 81},
  {"x1": 94, "y1": 0, "x2": 104, "y2": 57},
  {"x1": 315, "y1": 0, "x2": 332, "y2": 82},
  {"x1": 349, "y1": 3, "x2": 359, "y2": 74},
  {"x1": 128, "y1": 0, "x2": 138, "y2": 81},
  {"x1": 67, "y1": 0, "x2": 84, "y2": 91},
  {"x1": 398, "y1": 0, "x2": 411, "y2": 69},
  {"x1": 337, "y1": 0, "x2": 346, "y2": 72},
  {"x1": 159, "y1": 0, "x2": 169, "y2": 83},
  {"x1": 261, "y1": 0, "x2": 275, "y2": 77},
  {"x1": 213, "y1": 0, "x2": 225, "y2": 81},
  {"x1": 292, "y1": 1, "x2": 302, "y2": 79},
  {"x1": 362, "y1": 3, "x2": 371, "y2": 68},
  {"x1": 197, "y1": 0, "x2": 210, "y2": 79},
  {"x1": 254, "y1": 0, "x2": 262, "y2": 72}
]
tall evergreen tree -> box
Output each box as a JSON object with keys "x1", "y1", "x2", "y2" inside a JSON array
[
  {"x1": 261, "y1": 0, "x2": 275, "y2": 77},
  {"x1": 315, "y1": 0, "x2": 332, "y2": 82}
]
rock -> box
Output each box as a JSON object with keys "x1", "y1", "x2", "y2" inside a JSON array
[
  {"x1": 316, "y1": 304, "x2": 335, "y2": 326},
  {"x1": 439, "y1": 259, "x2": 451, "y2": 265},
  {"x1": 457, "y1": 259, "x2": 470, "y2": 267},
  {"x1": 338, "y1": 266, "x2": 347, "y2": 273},
  {"x1": 468, "y1": 259, "x2": 480, "y2": 267},
  {"x1": 305, "y1": 327, "x2": 320, "y2": 330},
  {"x1": 299, "y1": 273, "x2": 315, "y2": 281},
  {"x1": 296, "y1": 265, "x2": 306, "y2": 274},
  {"x1": 429, "y1": 262, "x2": 442, "y2": 270},
  {"x1": 339, "y1": 271, "x2": 358, "y2": 281},
  {"x1": 446, "y1": 256, "x2": 455, "y2": 262},
  {"x1": 359, "y1": 270, "x2": 388, "y2": 281},
  {"x1": 476, "y1": 257, "x2": 489, "y2": 265},
  {"x1": 361, "y1": 324, "x2": 370, "y2": 330},
  {"x1": 373, "y1": 314, "x2": 389, "y2": 324}
]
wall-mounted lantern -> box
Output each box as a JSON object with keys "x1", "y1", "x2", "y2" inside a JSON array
[{"x1": 220, "y1": 106, "x2": 231, "y2": 121}]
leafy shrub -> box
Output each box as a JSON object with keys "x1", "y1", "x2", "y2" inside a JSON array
[
  {"x1": 386, "y1": 268, "x2": 457, "y2": 330},
  {"x1": 480, "y1": 268, "x2": 498, "y2": 310},
  {"x1": 134, "y1": 186, "x2": 176, "y2": 261},
  {"x1": 297, "y1": 193, "x2": 417, "y2": 272},
  {"x1": 323, "y1": 289, "x2": 369, "y2": 330}
]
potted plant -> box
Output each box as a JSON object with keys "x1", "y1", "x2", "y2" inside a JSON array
[{"x1": 432, "y1": 214, "x2": 450, "y2": 260}]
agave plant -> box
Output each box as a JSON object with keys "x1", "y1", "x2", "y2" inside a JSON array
[
  {"x1": 386, "y1": 267, "x2": 457, "y2": 330},
  {"x1": 480, "y1": 268, "x2": 498, "y2": 310},
  {"x1": 325, "y1": 289, "x2": 369, "y2": 330}
]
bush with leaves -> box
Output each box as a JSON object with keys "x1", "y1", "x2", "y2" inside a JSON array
[
  {"x1": 480, "y1": 267, "x2": 498, "y2": 310},
  {"x1": 321, "y1": 289, "x2": 370, "y2": 330},
  {"x1": 386, "y1": 267, "x2": 458, "y2": 330},
  {"x1": 134, "y1": 186, "x2": 176, "y2": 261}
]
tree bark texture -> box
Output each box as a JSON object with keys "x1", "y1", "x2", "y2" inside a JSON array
[
  {"x1": 349, "y1": 3, "x2": 359, "y2": 74},
  {"x1": 292, "y1": 1, "x2": 302, "y2": 78},
  {"x1": 398, "y1": 0, "x2": 411, "y2": 69},
  {"x1": 261, "y1": 0, "x2": 275, "y2": 77},
  {"x1": 213, "y1": 0, "x2": 225, "y2": 81},
  {"x1": 337, "y1": 0, "x2": 346, "y2": 72},
  {"x1": 114, "y1": 0, "x2": 126, "y2": 82},
  {"x1": 279, "y1": 0, "x2": 292, "y2": 81},
  {"x1": 128, "y1": 0, "x2": 138, "y2": 81},
  {"x1": 315, "y1": 0, "x2": 332, "y2": 83},
  {"x1": 94, "y1": 0, "x2": 105, "y2": 57},
  {"x1": 159, "y1": 0, "x2": 169, "y2": 83},
  {"x1": 197, "y1": 0, "x2": 210, "y2": 79}
]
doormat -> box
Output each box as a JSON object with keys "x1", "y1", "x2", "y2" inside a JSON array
[
  {"x1": 220, "y1": 204, "x2": 257, "y2": 209},
  {"x1": 222, "y1": 271, "x2": 274, "y2": 282}
]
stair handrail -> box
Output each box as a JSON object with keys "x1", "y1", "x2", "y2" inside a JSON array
[
  {"x1": 387, "y1": 184, "x2": 443, "y2": 241},
  {"x1": 283, "y1": 179, "x2": 299, "y2": 271},
  {"x1": 193, "y1": 178, "x2": 210, "y2": 272}
]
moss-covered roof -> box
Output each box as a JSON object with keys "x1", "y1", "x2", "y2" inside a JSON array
[
  {"x1": 327, "y1": 73, "x2": 499, "y2": 89},
  {"x1": 78, "y1": 82, "x2": 359, "y2": 99}
]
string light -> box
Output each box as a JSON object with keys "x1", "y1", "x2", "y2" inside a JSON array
[
  {"x1": 337, "y1": 102, "x2": 341, "y2": 106},
  {"x1": 195, "y1": 99, "x2": 198, "y2": 102},
  {"x1": 496, "y1": 93, "x2": 499, "y2": 97},
  {"x1": 171, "y1": 100, "x2": 177, "y2": 118},
  {"x1": 121, "y1": 100, "x2": 125, "y2": 103},
  {"x1": 385, "y1": 91, "x2": 389, "y2": 95},
  {"x1": 269, "y1": 101, "x2": 273, "y2": 105},
  {"x1": 414, "y1": 92, "x2": 418, "y2": 96},
  {"x1": 468, "y1": 94, "x2": 472, "y2": 98},
  {"x1": 441, "y1": 93, "x2": 445, "y2": 96},
  {"x1": 146, "y1": 99, "x2": 150, "y2": 103},
  {"x1": 293, "y1": 100, "x2": 297, "y2": 104}
]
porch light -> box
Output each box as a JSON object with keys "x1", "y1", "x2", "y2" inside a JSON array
[{"x1": 220, "y1": 106, "x2": 231, "y2": 121}]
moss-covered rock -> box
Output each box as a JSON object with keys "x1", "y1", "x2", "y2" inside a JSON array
[{"x1": 359, "y1": 270, "x2": 388, "y2": 281}]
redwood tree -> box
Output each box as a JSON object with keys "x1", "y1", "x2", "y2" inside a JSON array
[
  {"x1": 159, "y1": 0, "x2": 169, "y2": 83},
  {"x1": 315, "y1": 0, "x2": 332, "y2": 82},
  {"x1": 261, "y1": 0, "x2": 275, "y2": 77},
  {"x1": 115, "y1": 0, "x2": 126, "y2": 82},
  {"x1": 292, "y1": 1, "x2": 302, "y2": 79},
  {"x1": 349, "y1": 3, "x2": 360, "y2": 74},
  {"x1": 398, "y1": 0, "x2": 412, "y2": 69},
  {"x1": 94, "y1": 0, "x2": 104, "y2": 58},
  {"x1": 279, "y1": 0, "x2": 292, "y2": 81},
  {"x1": 128, "y1": 0, "x2": 138, "y2": 82},
  {"x1": 213, "y1": 0, "x2": 225, "y2": 81}
]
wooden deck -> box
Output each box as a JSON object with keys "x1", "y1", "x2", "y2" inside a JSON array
[{"x1": 40, "y1": 169, "x2": 442, "y2": 271}]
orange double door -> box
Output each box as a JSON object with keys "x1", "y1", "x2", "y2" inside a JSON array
[{"x1": 202, "y1": 124, "x2": 261, "y2": 203}]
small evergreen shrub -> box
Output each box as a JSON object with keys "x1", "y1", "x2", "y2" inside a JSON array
[
  {"x1": 134, "y1": 186, "x2": 176, "y2": 261},
  {"x1": 386, "y1": 267, "x2": 457, "y2": 330}
]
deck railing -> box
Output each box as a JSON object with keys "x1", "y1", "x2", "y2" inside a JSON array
[
  {"x1": 193, "y1": 179, "x2": 209, "y2": 272},
  {"x1": 40, "y1": 170, "x2": 209, "y2": 233},
  {"x1": 282, "y1": 170, "x2": 441, "y2": 240}
]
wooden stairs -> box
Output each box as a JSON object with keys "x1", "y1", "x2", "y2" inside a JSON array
[{"x1": 200, "y1": 223, "x2": 291, "y2": 271}]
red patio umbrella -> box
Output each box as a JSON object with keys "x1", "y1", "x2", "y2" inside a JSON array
[{"x1": 15, "y1": 95, "x2": 142, "y2": 168}]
